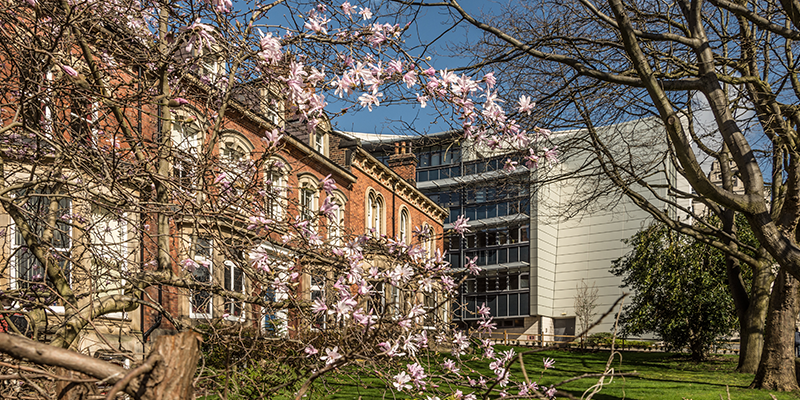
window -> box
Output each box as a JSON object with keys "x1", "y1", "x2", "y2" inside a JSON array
[
  {"x1": 10, "y1": 191, "x2": 72, "y2": 291},
  {"x1": 422, "y1": 223, "x2": 435, "y2": 257},
  {"x1": 313, "y1": 132, "x2": 325, "y2": 155},
  {"x1": 329, "y1": 193, "x2": 346, "y2": 244},
  {"x1": 300, "y1": 181, "x2": 318, "y2": 221},
  {"x1": 399, "y1": 208, "x2": 410, "y2": 243},
  {"x1": 223, "y1": 259, "x2": 245, "y2": 321},
  {"x1": 310, "y1": 275, "x2": 325, "y2": 329},
  {"x1": 256, "y1": 243, "x2": 292, "y2": 335},
  {"x1": 190, "y1": 237, "x2": 213, "y2": 319},
  {"x1": 424, "y1": 293, "x2": 437, "y2": 329},
  {"x1": 172, "y1": 111, "x2": 203, "y2": 190},
  {"x1": 265, "y1": 160, "x2": 288, "y2": 220},
  {"x1": 89, "y1": 206, "x2": 127, "y2": 309},
  {"x1": 367, "y1": 191, "x2": 384, "y2": 234},
  {"x1": 220, "y1": 132, "x2": 254, "y2": 208}
]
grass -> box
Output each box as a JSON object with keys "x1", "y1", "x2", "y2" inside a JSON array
[{"x1": 313, "y1": 346, "x2": 800, "y2": 400}]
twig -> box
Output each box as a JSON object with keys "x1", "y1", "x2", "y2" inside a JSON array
[
  {"x1": 555, "y1": 371, "x2": 638, "y2": 386},
  {"x1": 104, "y1": 353, "x2": 161, "y2": 400},
  {"x1": 20, "y1": 373, "x2": 51, "y2": 400},
  {"x1": 518, "y1": 353, "x2": 530, "y2": 384}
]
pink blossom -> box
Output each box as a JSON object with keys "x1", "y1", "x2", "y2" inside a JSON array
[
  {"x1": 402, "y1": 70, "x2": 418, "y2": 88},
  {"x1": 263, "y1": 128, "x2": 284, "y2": 147},
  {"x1": 206, "y1": 0, "x2": 232, "y2": 13},
  {"x1": 465, "y1": 256, "x2": 480, "y2": 275},
  {"x1": 304, "y1": 345, "x2": 318, "y2": 356},
  {"x1": 452, "y1": 215, "x2": 470, "y2": 237},
  {"x1": 312, "y1": 298, "x2": 328, "y2": 314},
  {"x1": 320, "y1": 346, "x2": 342, "y2": 365},
  {"x1": 304, "y1": 13, "x2": 330, "y2": 34},
  {"x1": 320, "y1": 197, "x2": 339, "y2": 217},
  {"x1": 180, "y1": 258, "x2": 199, "y2": 272},
  {"x1": 258, "y1": 32, "x2": 282, "y2": 64},
  {"x1": 392, "y1": 371, "x2": 412, "y2": 391},
  {"x1": 341, "y1": 1, "x2": 356, "y2": 16},
  {"x1": 442, "y1": 358, "x2": 460, "y2": 374},
  {"x1": 321, "y1": 174, "x2": 337, "y2": 194},
  {"x1": 517, "y1": 95, "x2": 535, "y2": 115},
  {"x1": 416, "y1": 93, "x2": 429, "y2": 108},
  {"x1": 483, "y1": 72, "x2": 496, "y2": 88},
  {"x1": 543, "y1": 357, "x2": 555, "y2": 370},
  {"x1": 503, "y1": 158, "x2": 518, "y2": 172},
  {"x1": 359, "y1": 7, "x2": 373, "y2": 20},
  {"x1": 61, "y1": 65, "x2": 78, "y2": 77},
  {"x1": 423, "y1": 67, "x2": 436, "y2": 77},
  {"x1": 358, "y1": 92, "x2": 382, "y2": 111}
]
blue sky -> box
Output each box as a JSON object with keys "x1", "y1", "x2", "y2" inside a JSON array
[{"x1": 318, "y1": 1, "x2": 495, "y2": 136}]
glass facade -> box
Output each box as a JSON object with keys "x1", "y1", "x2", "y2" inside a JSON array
[{"x1": 412, "y1": 144, "x2": 532, "y2": 323}]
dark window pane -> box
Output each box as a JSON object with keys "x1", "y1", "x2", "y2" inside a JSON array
[
  {"x1": 509, "y1": 247, "x2": 518, "y2": 262},
  {"x1": 466, "y1": 207, "x2": 476, "y2": 221},
  {"x1": 487, "y1": 204, "x2": 497, "y2": 218},
  {"x1": 487, "y1": 295, "x2": 497, "y2": 315},
  {"x1": 417, "y1": 170, "x2": 428, "y2": 182},
  {"x1": 465, "y1": 163, "x2": 476, "y2": 175},
  {"x1": 498, "y1": 248, "x2": 507, "y2": 264},
  {"x1": 449, "y1": 236, "x2": 460, "y2": 250},
  {"x1": 520, "y1": 274, "x2": 530, "y2": 288},
  {"x1": 478, "y1": 250, "x2": 486, "y2": 266},
  {"x1": 431, "y1": 151, "x2": 441, "y2": 166},
  {"x1": 509, "y1": 274, "x2": 518, "y2": 290},
  {"x1": 488, "y1": 249, "x2": 497, "y2": 265},
  {"x1": 487, "y1": 277, "x2": 496, "y2": 291},
  {"x1": 497, "y1": 202, "x2": 508, "y2": 217},
  {"x1": 520, "y1": 292, "x2": 529, "y2": 315},
  {"x1": 498, "y1": 294, "x2": 507, "y2": 317},
  {"x1": 467, "y1": 297, "x2": 476, "y2": 316},
  {"x1": 477, "y1": 277, "x2": 486, "y2": 292},
  {"x1": 419, "y1": 153, "x2": 430, "y2": 167},
  {"x1": 521, "y1": 226, "x2": 530, "y2": 242},
  {"x1": 466, "y1": 235, "x2": 476, "y2": 248},
  {"x1": 509, "y1": 293, "x2": 519, "y2": 315},
  {"x1": 450, "y1": 253, "x2": 461, "y2": 268},
  {"x1": 477, "y1": 205, "x2": 486, "y2": 220},
  {"x1": 520, "y1": 245, "x2": 530, "y2": 262},
  {"x1": 487, "y1": 232, "x2": 497, "y2": 246},
  {"x1": 477, "y1": 232, "x2": 486, "y2": 248},
  {"x1": 451, "y1": 166, "x2": 461, "y2": 178}
]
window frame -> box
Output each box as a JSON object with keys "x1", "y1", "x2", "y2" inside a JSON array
[{"x1": 189, "y1": 236, "x2": 214, "y2": 319}]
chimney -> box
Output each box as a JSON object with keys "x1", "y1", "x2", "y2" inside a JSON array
[{"x1": 387, "y1": 141, "x2": 417, "y2": 186}]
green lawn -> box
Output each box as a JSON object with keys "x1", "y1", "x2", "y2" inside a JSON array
[{"x1": 315, "y1": 346, "x2": 800, "y2": 400}]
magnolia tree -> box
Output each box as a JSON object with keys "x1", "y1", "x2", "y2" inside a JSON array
[{"x1": 0, "y1": 0, "x2": 600, "y2": 398}]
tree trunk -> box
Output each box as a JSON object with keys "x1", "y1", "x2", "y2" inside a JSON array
[
  {"x1": 751, "y1": 268, "x2": 799, "y2": 390},
  {"x1": 139, "y1": 331, "x2": 202, "y2": 400},
  {"x1": 0, "y1": 331, "x2": 201, "y2": 399},
  {"x1": 736, "y1": 259, "x2": 772, "y2": 373}
]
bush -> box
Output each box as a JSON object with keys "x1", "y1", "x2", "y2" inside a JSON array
[{"x1": 587, "y1": 332, "x2": 614, "y2": 347}]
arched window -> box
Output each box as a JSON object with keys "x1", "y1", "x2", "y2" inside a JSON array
[
  {"x1": 298, "y1": 176, "x2": 319, "y2": 221},
  {"x1": 423, "y1": 223, "x2": 435, "y2": 257},
  {"x1": 265, "y1": 158, "x2": 288, "y2": 220},
  {"x1": 170, "y1": 108, "x2": 204, "y2": 190},
  {"x1": 220, "y1": 132, "x2": 253, "y2": 171},
  {"x1": 220, "y1": 132, "x2": 254, "y2": 205},
  {"x1": 366, "y1": 190, "x2": 384, "y2": 235},
  {"x1": 399, "y1": 208, "x2": 410, "y2": 243},
  {"x1": 329, "y1": 192, "x2": 347, "y2": 244}
]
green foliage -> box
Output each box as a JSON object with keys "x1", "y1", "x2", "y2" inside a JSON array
[
  {"x1": 585, "y1": 332, "x2": 652, "y2": 348},
  {"x1": 587, "y1": 332, "x2": 614, "y2": 347},
  {"x1": 611, "y1": 224, "x2": 738, "y2": 361}
]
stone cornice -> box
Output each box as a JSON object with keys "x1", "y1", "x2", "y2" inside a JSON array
[{"x1": 350, "y1": 147, "x2": 448, "y2": 223}]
